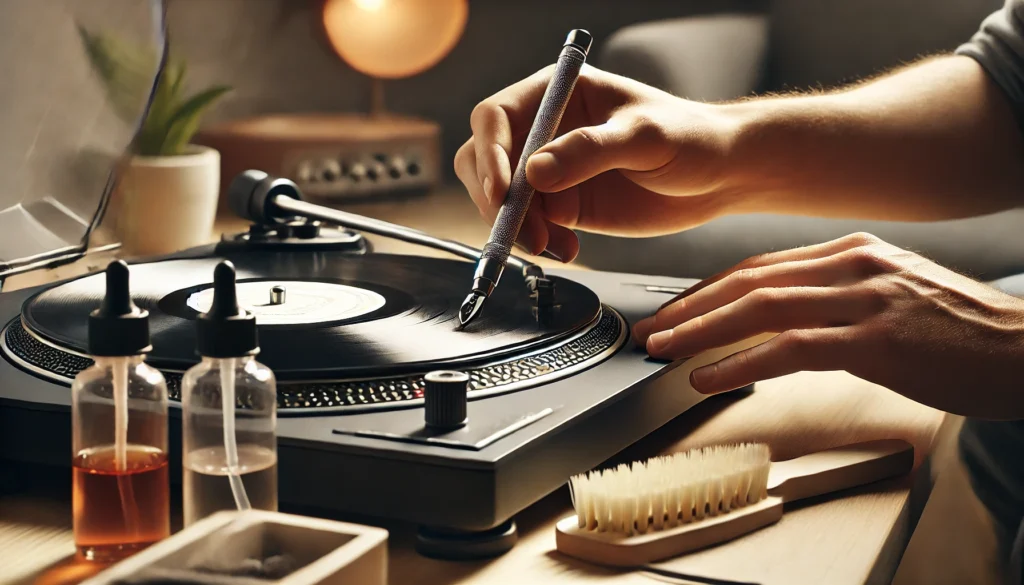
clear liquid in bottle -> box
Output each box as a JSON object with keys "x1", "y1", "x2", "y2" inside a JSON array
[
  {"x1": 181, "y1": 261, "x2": 278, "y2": 526},
  {"x1": 183, "y1": 445, "x2": 278, "y2": 526}
]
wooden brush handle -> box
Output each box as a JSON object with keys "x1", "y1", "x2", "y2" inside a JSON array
[{"x1": 766, "y1": 439, "x2": 914, "y2": 503}]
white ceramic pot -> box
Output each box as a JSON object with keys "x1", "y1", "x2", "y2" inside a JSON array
[{"x1": 115, "y1": 145, "x2": 220, "y2": 256}]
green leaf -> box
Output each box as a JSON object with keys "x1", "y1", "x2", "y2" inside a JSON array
[
  {"x1": 76, "y1": 24, "x2": 157, "y2": 126},
  {"x1": 77, "y1": 22, "x2": 231, "y2": 157},
  {"x1": 169, "y1": 60, "x2": 187, "y2": 103},
  {"x1": 136, "y1": 58, "x2": 185, "y2": 155},
  {"x1": 159, "y1": 86, "x2": 232, "y2": 155}
]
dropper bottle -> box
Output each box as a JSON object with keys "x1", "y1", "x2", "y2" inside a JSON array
[
  {"x1": 182, "y1": 260, "x2": 278, "y2": 526},
  {"x1": 71, "y1": 260, "x2": 170, "y2": 561}
]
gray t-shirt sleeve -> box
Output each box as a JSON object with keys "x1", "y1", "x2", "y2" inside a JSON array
[
  {"x1": 957, "y1": 0, "x2": 1024, "y2": 120},
  {"x1": 958, "y1": 7, "x2": 1024, "y2": 585}
]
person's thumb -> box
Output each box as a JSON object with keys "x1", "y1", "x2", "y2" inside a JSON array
[{"x1": 525, "y1": 117, "x2": 656, "y2": 192}]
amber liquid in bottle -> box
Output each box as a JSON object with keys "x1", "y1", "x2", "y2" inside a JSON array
[{"x1": 72, "y1": 445, "x2": 170, "y2": 561}]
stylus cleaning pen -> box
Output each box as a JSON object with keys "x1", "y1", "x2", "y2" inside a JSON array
[{"x1": 458, "y1": 29, "x2": 593, "y2": 328}]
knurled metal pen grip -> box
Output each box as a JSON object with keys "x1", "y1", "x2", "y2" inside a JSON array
[
  {"x1": 459, "y1": 30, "x2": 592, "y2": 327},
  {"x1": 482, "y1": 44, "x2": 587, "y2": 262}
]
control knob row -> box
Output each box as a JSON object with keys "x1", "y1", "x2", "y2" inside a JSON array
[{"x1": 298, "y1": 157, "x2": 422, "y2": 184}]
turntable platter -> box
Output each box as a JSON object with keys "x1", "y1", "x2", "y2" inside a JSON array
[{"x1": 21, "y1": 253, "x2": 603, "y2": 379}]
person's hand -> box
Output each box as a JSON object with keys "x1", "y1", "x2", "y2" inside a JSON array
[
  {"x1": 454, "y1": 64, "x2": 739, "y2": 262},
  {"x1": 632, "y1": 232, "x2": 1024, "y2": 420}
]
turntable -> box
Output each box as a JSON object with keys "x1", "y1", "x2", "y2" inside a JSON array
[
  {"x1": 0, "y1": 4, "x2": 759, "y2": 554},
  {"x1": 0, "y1": 165, "x2": 773, "y2": 556}
]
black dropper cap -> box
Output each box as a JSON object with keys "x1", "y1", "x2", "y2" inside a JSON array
[
  {"x1": 196, "y1": 261, "x2": 259, "y2": 358},
  {"x1": 88, "y1": 260, "x2": 152, "y2": 356}
]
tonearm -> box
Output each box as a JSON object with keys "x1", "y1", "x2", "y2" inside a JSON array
[{"x1": 226, "y1": 170, "x2": 556, "y2": 311}]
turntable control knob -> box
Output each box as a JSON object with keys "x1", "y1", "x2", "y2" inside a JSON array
[
  {"x1": 367, "y1": 162, "x2": 385, "y2": 182},
  {"x1": 406, "y1": 160, "x2": 421, "y2": 176},
  {"x1": 296, "y1": 161, "x2": 315, "y2": 183},
  {"x1": 320, "y1": 159, "x2": 341, "y2": 182},
  {"x1": 387, "y1": 157, "x2": 405, "y2": 179},
  {"x1": 349, "y1": 162, "x2": 368, "y2": 182},
  {"x1": 423, "y1": 371, "x2": 469, "y2": 430}
]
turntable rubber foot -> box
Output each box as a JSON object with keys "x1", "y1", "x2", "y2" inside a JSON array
[{"x1": 415, "y1": 520, "x2": 518, "y2": 560}]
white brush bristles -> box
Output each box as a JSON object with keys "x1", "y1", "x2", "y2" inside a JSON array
[{"x1": 568, "y1": 443, "x2": 772, "y2": 535}]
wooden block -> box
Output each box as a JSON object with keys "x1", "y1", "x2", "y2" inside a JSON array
[{"x1": 81, "y1": 510, "x2": 388, "y2": 585}]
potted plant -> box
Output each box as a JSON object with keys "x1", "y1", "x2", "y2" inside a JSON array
[{"x1": 79, "y1": 26, "x2": 231, "y2": 255}]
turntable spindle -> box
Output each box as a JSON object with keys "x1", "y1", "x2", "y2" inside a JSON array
[{"x1": 269, "y1": 285, "x2": 286, "y2": 305}]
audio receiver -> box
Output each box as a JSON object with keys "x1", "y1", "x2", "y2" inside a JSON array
[{"x1": 196, "y1": 113, "x2": 441, "y2": 205}]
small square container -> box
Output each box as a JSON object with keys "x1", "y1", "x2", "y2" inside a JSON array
[{"x1": 81, "y1": 510, "x2": 388, "y2": 585}]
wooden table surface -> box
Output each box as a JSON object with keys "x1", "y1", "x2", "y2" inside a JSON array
[{"x1": 1, "y1": 187, "x2": 948, "y2": 585}]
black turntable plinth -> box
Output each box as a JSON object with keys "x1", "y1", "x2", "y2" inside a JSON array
[{"x1": 0, "y1": 175, "x2": 708, "y2": 547}]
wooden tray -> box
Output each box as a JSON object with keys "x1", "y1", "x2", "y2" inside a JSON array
[{"x1": 81, "y1": 510, "x2": 388, "y2": 585}]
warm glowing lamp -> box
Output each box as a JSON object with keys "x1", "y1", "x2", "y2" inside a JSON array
[
  {"x1": 322, "y1": 0, "x2": 468, "y2": 114},
  {"x1": 196, "y1": 0, "x2": 468, "y2": 202}
]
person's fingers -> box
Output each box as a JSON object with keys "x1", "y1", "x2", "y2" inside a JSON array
[
  {"x1": 470, "y1": 102, "x2": 515, "y2": 204},
  {"x1": 542, "y1": 221, "x2": 580, "y2": 262},
  {"x1": 454, "y1": 141, "x2": 496, "y2": 224},
  {"x1": 469, "y1": 66, "x2": 556, "y2": 199},
  {"x1": 634, "y1": 247, "x2": 888, "y2": 344},
  {"x1": 516, "y1": 200, "x2": 550, "y2": 255},
  {"x1": 633, "y1": 317, "x2": 656, "y2": 343},
  {"x1": 656, "y1": 232, "x2": 888, "y2": 311},
  {"x1": 456, "y1": 141, "x2": 552, "y2": 252},
  {"x1": 688, "y1": 327, "x2": 853, "y2": 394},
  {"x1": 645, "y1": 286, "x2": 876, "y2": 360},
  {"x1": 538, "y1": 186, "x2": 582, "y2": 229},
  {"x1": 525, "y1": 115, "x2": 673, "y2": 193}
]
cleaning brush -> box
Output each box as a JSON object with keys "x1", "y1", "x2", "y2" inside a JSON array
[{"x1": 556, "y1": 439, "x2": 914, "y2": 567}]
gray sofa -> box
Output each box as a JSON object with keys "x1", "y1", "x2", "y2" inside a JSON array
[{"x1": 575, "y1": 0, "x2": 1024, "y2": 282}]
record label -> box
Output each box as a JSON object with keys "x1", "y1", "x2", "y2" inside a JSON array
[{"x1": 185, "y1": 280, "x2": 386, "y2": 325}]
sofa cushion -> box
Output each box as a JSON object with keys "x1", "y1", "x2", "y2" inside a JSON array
[
  {"x1": 576, "y1": 210, "x2": 1024, "y2": 280},
  {"x1": 599, "y1": 14, "x2": 769, "y2": 101},
  {"x1": 768, "y1": 0, "x2": 1003, "y2": 91}
]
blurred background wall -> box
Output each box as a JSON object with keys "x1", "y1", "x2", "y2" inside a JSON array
[
  {"x1": 164, "y1": 0, "x2": 762, "y2": 181},
  {"x1": 165, "y1": 0, "x2": 1003, "y2": 181}
]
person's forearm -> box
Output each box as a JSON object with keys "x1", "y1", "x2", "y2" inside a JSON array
[{"x1": 717, "y1": 55, "x2": 1024, "y2": 221}]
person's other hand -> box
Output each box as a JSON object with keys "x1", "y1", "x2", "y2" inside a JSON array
[
  {"x1": 454, "y1": 65, "x2": 739, "y2": 262},
  {"x1": 632, "y1": 232, "x2": 1024, "y2": 419}
]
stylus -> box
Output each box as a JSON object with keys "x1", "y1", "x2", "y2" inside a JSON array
[{"x1": 458, "y1": 29, "x2": 592, "y2": 328}]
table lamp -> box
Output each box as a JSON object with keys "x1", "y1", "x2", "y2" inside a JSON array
[
  {"x1": 197, "y1": 0, "x2": 468, "y2": 204},
  {"x1": 322, "y1": 0, "x2": 468, "y2": 115}
]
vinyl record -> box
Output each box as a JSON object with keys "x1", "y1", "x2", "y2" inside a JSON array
[{"x1": 22, "y1": 252, "x2": 602, "y2": 378}]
